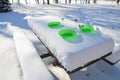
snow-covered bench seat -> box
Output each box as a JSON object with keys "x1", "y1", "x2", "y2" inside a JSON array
[
  {"x1": 13, "y1": 31, "x2": 54, "y2": 80},
  {"x1": 94, "y1": 26, "x2": 120, "y2": 64},
  {"x1": 26, "y1": 15, "x2": 114, "y2": 72}
]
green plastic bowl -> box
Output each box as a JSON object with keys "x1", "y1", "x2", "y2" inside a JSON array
[
  {"x1": 81, "y1": 25, "x2": 94, "y2": 33},
  {"x1": 48, "y1": 21, "x2": 61, "y2": 29},
  {"x1": 59, "y1": 29, "x2": 76, "y2": 40}
]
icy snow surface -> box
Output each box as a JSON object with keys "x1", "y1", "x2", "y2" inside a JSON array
[{"x1": 0, "y1": 3, "x2": 120, "y2": 80}]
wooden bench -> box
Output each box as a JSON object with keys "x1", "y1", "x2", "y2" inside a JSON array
[
  {"x1": 27, "y1": 15, "x2": 114, "y2": 73},
  {"x1": 13, "y1": 31, "x2": 55, "y2": 80}
]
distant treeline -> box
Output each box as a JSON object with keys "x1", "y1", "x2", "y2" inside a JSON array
[{"x1": 11, "y1": 0, "x2": 120, "y2": 4}]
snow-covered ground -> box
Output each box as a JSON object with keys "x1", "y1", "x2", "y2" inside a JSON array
[{"x1": 0, "y1": 3, "x2": 120, "y2": 80}]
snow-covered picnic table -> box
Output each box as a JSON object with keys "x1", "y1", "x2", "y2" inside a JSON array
[{"x1": 27, "y1": 15, "x2": 114, "y2": 72}]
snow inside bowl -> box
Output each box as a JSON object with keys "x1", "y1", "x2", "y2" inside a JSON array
[
  {"x1": 59, "y1": 29, "x2": 76, "y2": 40},
  {"x1": 81, "y1": 25, "x2": 94, "y2": 33},
  {"x1": 48, "y1": 21, "x2": 61, "y2": 29}
]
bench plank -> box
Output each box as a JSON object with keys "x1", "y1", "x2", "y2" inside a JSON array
[{"x1": 13, "y1": 31, "x2": 55, "y2": 80}]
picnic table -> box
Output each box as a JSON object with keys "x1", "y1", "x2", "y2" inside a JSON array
[{"x1": 27, "y1": 15, "x2": 114, "y2": 73}]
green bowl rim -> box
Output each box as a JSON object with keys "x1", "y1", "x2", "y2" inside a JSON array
[
  {"x1": 81, "y1": 25, "x2": 94, "y2": 33},
  {"x1": 59, "y1": 29, "x2": 76, "y2": 40},
  {"x1": 48, "y1": 21, "x2": 61, "y2": 29}
]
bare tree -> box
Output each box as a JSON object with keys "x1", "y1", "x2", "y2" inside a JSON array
[
  {"x1": 17, "y1": 0, "x2": 20, "y2": 4},
  {"x1": 36, "y1": 0, "x2": 40, "y2": 4},
  {"x1": 88, "y1": 0, "x2": 90, "y2": 4},
  {"x1": 47, "y1": 0, "x2": 50, "y2": 4},
  {"x1": 75, "y1": 0, "x2": 77, "y2": 4},
  {"x1": 25, "y1": 0, "x2": 28, "y2": 4},
  {"x1": 43, "y1": 0, "x2": 45, "y2": 4},
  {"x1": 54, "y1": 0, "x2": 59, "y2": 4},
  {"x1": 80, "y1": 0, "x2": 82, "y2": 4},
  {"x1": 93, "y1": 0, "x2": 97, "y2": 4},
  {"x1": 69, "y1": 0, "x2": 71, "y2": 4},
  {"x1": 65, "y1": 0, "x2": 67, "y2": 4},
  {"x1": 11, "y1": 0, "x2": 14, "y2": 3},
  {"x1": 116, "y1": 0, "x2": 120, "y2": 4},
  {"x1": 80, "y1": 0, "x2": 86, "y2": 4}
]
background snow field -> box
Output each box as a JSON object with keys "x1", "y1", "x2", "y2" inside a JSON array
[{"x1": 0, "y1": 2, "x2": 120, "y2": 80}]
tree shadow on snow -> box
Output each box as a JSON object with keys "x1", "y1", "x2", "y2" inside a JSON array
[
  {"x1": 0, "y1": 24, "x2": 12, "y2": 38},
  {"x1": 70, "y1": 60, "x2": 120, "y2": 80},
  {"x1": 0, "y1": 12, "x2": 30, "y2": 30},
  {"x1": 54, "y1": 5, "x2": 120, "y2": 31}
]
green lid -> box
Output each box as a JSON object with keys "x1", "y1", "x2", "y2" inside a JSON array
[
  {"x1": 81, "y1": 25, "x2": 94, "y2": 33},
  {"x1": 59, "y1": 29, "x2": 76, "y2": 40},
  {"x1": 48, "y1": 21, "x2": 61, "y2": 29}
]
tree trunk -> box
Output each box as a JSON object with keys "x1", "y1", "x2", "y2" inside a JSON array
[
  {"x1": 88, "y1": 0, "x2": 90, "y2": 4},
  {"x1": 69, "y1": 0, "x2": 71, "y2": 4},
  {"x1": 65, "y1": 0, "x2": 67, "y2": 4},
  {"x1": 93, "y1": 0, "x2": 96, "y2": 4},
  {"x1": 116, "y1": 0, "x2": 120, "y2": 4},
  {"x1": 80, "y1": 0, "x2": 82, "y2": 4},
  {"x1": 12, "y1": 0, "x2": 14, "y2": 3},
  {"x1": 38, "y1": 0, "x2": 40, "y2": 4},
  {"x1": 86, "y1": 0, "x2": 87, "y2": 4},
  {"x1": 43, "y1": 0, "x2": 45, "y2": 4},
  {"x1": 25, "y1": 0, "x2": 28, "y2": 4},
  {"x1": 75, "y1": 0, "x2": 77, "y2": 4},
  {"x1": 36, "y1": 0, "x2": 40, "y2": 4},
  {"x1": 55, "y1": 0, "x2": 58, "y2": 4},
  {"x1": 47, "y1": 0, "x2": 50, "y2": 4},
  {"x1": 17, "y1": 0, "x2": 20, "y2": 4}
]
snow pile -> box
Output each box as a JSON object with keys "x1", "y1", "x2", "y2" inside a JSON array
[
  {"x1": 27, "y1": 15, "x2": 114, "y2": 71},
  {"x1": 13, "y1": 31, "x2": 54, "y2": 80}
]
